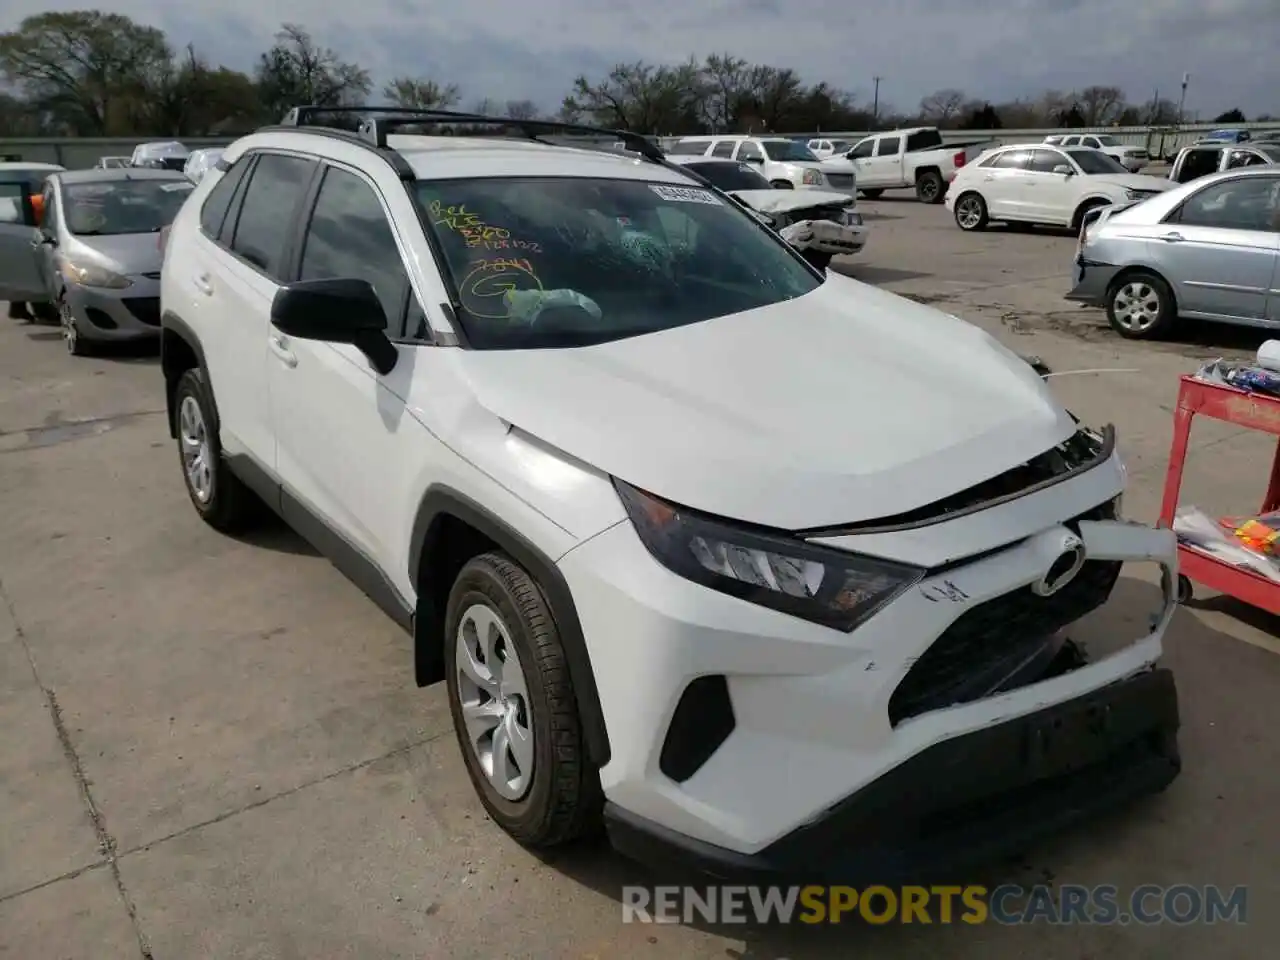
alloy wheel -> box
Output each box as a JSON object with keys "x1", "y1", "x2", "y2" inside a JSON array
[
  {"x1": 178, "y1": 395, "x2": 214, "y2": 503},
  {"x1": 956, "y1": 197, "x2": 983, "y2": 229},
  {"x1": 1112, "y1": 281, "x2": 1163, "y2": 333},
  {"x1": 455, "y1": 603, "x2": 534, "y2": 801},
  {"x1": 59, "y1": 300, "x2": 77, "y2": 354}
]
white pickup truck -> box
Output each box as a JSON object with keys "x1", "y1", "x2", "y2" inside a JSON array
[{"x1": 835, "y1": 127, "x2": 995, "y2": 203}]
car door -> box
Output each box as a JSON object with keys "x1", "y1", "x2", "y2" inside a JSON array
[
  {"x1": 1022, "y1": 149, "x2": 1079, "y2": 224},
  {"x1": 847, "y1": 137, "x2": 876, "y2": 185},
  {"x1": 0, "y1": 180, "x2": 47, "y2": 301},
  {"x1": 979, "y1": 148, "x2": 1033, "y2": 218},
  {"x1": 267, "y1": 162, "x2": 427, "y2": 567},
  {"x1": 866, "y1": 135, "x2": 902, "y2": 187},
  {"x1": 193, "y1": 151, "x2": 318, "y2": 471},
  {"x1": 1154, "y1": 175, "x2": 1280, "y2": 321}
]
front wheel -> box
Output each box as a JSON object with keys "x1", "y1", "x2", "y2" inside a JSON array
[
  {"x1": 916, "y1": 170, "x2": 945, "y2": 204},
  {"x1": 444, "y1": 553, "x2": 602, "y2": 848},
  {"x1": 953, "y1": 192, "x2": 988, "y2": 231},
  {"x1": 770, "y1": 179, "x2": 795, "y2": 190},
  {"x1": 1106, "y1": 271, "x2": 1178, "y2": 340},
  {"x1": 59, "y1": 296, "x2": 92, "y2": 357}
]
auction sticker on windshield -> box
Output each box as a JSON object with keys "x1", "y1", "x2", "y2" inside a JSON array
[{"x1": 649, "y1": 184, "x2": 722, "y2": 205}]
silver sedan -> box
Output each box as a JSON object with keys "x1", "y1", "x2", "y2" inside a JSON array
[{"x1": 1067, "y1": 166, "x2": 1280, "y2": 339}]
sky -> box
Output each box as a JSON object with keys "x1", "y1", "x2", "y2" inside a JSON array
[{"x1": 4, "y1": 0, "x2": 1280, "y2": 120}]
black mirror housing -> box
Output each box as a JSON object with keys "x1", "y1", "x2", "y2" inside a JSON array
[{"x1": 271, "y1": 278, "x2": 397, "y2": 374}]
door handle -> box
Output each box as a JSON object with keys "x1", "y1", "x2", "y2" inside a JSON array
[
  {"x1": 193, "y1": 273, "x2": 213, "y2": 295},
  {"x1": 1161, "y1": 232, "x2": 1184, "y2": 242},
  {"x1": 269, "y1": 334, "x2": 298, "y2": 368}
]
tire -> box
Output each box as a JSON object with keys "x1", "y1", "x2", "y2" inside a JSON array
[
  {"x1": 859, "y1": 188, "x2": 884, "y2": 199},
  {"x1": 1072, "y1": 198, "x2": 1110, "y2": 232},
  {"x1": 30, "y1": 301, "x2": 57, "y2": 324},
  {"x1": 770, "y1": 179, "x2": 795, "y2": 190},
  {"x1": 1177, "y1": 575, "x2": 1193, "y2": 604},
  {"x1": 953, "y1": 192, "x2": 988, "y2": 231},
  {"x1": 1106, "y1": 270, "x2": 1178, "y2": 340},
  {"x1": 916, "y1": 169, "x2": 945, "y2": 204},
  {"x1": 59, "y1": 296, "x2": 92, "y2": 357},
  {"x1": 172, "y1": 367, "x2": 259, "y2": 532},
  {"x1": 444, "y1": 552, "x2": 602, "y2": 848}
]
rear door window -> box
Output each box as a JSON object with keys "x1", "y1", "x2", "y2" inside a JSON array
[
  {"x1": 991, "y1": 149, "x2": 1032, "y2": 170},
  {"x1": 200, "y1": 157, "x2": 251, "y2": 238},
  {"x1": 228, "y1": 153, "x2": 316, "y2": 279},
  {"x1": 710, "y1": 141, "x2": 736, "y2": 158}
]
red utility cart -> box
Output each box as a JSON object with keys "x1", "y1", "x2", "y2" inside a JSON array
[{"x1": 1159, "y1": 373, "x2": 1280, "y2": 614}]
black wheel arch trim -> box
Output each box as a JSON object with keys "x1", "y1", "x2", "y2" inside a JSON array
[
  {"x1": 408, "y1": 485, "x2": 611, "y2": 767},
  {"x1": 160, "y1": 309, "x2": 212, "y2": 440}
]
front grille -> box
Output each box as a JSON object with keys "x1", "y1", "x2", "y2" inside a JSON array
[
  {"x1": 123, "y1": 296, "x2": 160, "y2": 326},
  {"x1": 888, "y1": 498, "x2": 1121, "y2": 725},
  {"x1": 825, "y1": 173, "x2": 854, "y2": 189}
]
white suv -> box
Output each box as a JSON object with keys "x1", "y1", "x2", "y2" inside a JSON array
[{"x1": 159, "y1": 107, "x2": 1182, "y2": 880}]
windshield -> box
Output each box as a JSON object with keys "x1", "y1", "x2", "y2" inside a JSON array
[
  {"x1": 760, "y1": 140, "x2": 818, "y2": 162},
  {"x1": 414, "y1": 176, "x2": 820, "y2": 349},
  {"x1": 828, "y1": 140, "x2": 851, "y2": 153},
  {"x1": 1066, "y1": 149, "x2": 1129, "y2": 175},
  {"x1": 684, "y1": 161, "x2": 772, "y2": 192},
  {"x1": 1259, "y1": 146, "x2": 1280, "y2": 163},
  {"x1": 62, "y1": 178, "x2": 195, "y2": 236}
]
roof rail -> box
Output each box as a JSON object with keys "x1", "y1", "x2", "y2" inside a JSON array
[{"x1": 276, "y1": 105, "x2": 668, "y2": 164}]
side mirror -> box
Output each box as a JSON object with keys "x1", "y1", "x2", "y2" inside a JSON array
[
  {"x1": 270, "y1": 278, "x2": 397, "y2": 375},
  {"x1": 1053, "y1": 165, "x2": 1074, "y2": 177}
]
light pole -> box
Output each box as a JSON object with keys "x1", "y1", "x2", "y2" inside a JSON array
[
  {"x1": 872, "y1": 76, "x2": 882, "y2": 127},
  {"x1": 1177, "y1": 72, "x2": 1189, "y2": 126}
]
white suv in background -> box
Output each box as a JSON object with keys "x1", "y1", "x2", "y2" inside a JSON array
[
  {"x1": 668, "y1": 134, "x2": 855, "y2": 195},
  {"x1": 159, "y1": 107, "x2": 1181, "y2": 882}
]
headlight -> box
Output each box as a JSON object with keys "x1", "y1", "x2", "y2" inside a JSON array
[
  {"x1": 1124, "y1": 189, "x2": 1155, "y2": 202},
  {"x1": 615, "y1": 480, "x2": 926, "y2": 632},
  {"x1": 59, "y1": 259, "x2": 132, "y2": 289},
  {"x1": 802, "y1": 169, "x2": 822, "y2": 185}
]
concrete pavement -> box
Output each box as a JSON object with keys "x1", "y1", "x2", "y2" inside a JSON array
[{"x1": 1, "y1": 198, "x2": 1277, "y2": 958}]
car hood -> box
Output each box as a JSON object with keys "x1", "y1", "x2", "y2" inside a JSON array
[
  {"x1": 727, "y1": 189, "x2": 853, "y2": 214},
  {"x1": 457, "y1": 273, "x2": 1075, "y2": 530},
  {"x1": 67, "y1": 233, "x2": 163, "y2": 275},
  {"x1": 819, "y1": 156, "x2": 855, "y2": 172},
  {"x1": 1091, "y1": 173, "x2": 1175, "y2": 192}
]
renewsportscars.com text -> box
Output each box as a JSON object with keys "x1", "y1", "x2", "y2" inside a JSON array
[{"x1": 621, "y1": 884, "x2": 1248, "y2": 925}]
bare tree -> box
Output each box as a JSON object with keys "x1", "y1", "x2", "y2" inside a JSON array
[
  {"x1": 254, "y1": 23, "x2": 370, "y2": 121},
  {"x1": 1077, "y1": 85, "x2": 1126, "y2": 125},
  {"x1": 504, "y1": 99, "x2": 539, "y2": 120},
  {"x1": 917, "y1": 88, "x2": 966, "y2": 127},
  {"x1": 384, "y1": 76, "x2": 460, "y2": 110}
]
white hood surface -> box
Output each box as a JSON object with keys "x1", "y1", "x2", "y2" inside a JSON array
[
  {"x1": 458, "y1": 274, "x2": 1076, "y2": 530},
  {"x1": 820, "y1": 156, "x2": 855, "y2": 172},
  {"x1": 728, "y1": 189, "x2": 853, "y2": 214},
  {"x1": 1094, "y1": 173, "x2": 1175, "y2": 192}
]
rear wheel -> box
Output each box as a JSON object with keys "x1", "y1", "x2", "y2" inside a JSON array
[
  {"x1": 916, "y1": 170, "x2": 945, "y2": 204},
  {"x1": 859, "y1": 188, "x2": 883, "y2": 199},
  {"x1": 770, "y1": 179, "x2": 795, "y2": 189},
  {"x1": 173, "y1": 368, "x2": 260, "y2": 531},
  {"x1": 1106, "y1": 271, "x2": 1178, "y2": 340},
  {"x1": 953, "y1": 192, "x2": 988, "y2": 231}
]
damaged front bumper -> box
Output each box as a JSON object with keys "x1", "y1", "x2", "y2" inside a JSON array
[{"x1": 779, "y1": 216, "x2": 868, "y2": 256}]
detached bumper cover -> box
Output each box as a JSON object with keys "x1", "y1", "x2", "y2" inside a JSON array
[
  {"x1": 607, "y1": 666, "x2": 1180, "y2": 885},
  {"x1": 1065, "y1": 258, "x2": 1121, "y2": 307}
]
